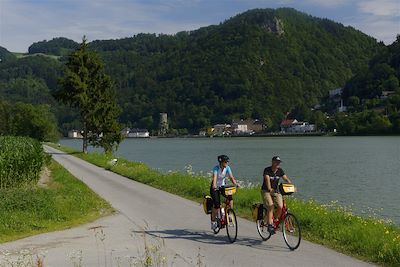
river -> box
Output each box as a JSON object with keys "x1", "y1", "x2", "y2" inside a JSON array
[{"x1": 60, "y1": 136, "x2": 400, "y2": 225}]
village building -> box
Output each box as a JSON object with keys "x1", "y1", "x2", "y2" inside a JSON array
[
  {"x1": 128, "y1": 128, "x2": 150, "y2": 138},
  {"x1": 280, "y1": 119, "x2": 315, "y2": 133},
  {"x1": 121, "y1": 127, "x2": 130, "y2": 137},
  {"x1": 231, "y1": 119, "x2": 264, "y2": 135},
  {"x1": 280, "y1": 119, "x2": 298, "y2": 132},
  {"x1": 67, "y1": 130, "x2": 83, "y2": 139},
  {"x1": 329, "y1": 88, "x2": 343, "y2": 98},
  {"x1": 338, "y1": 99, "x2": 347, "y2": 112},
  {"x1": 381, "y1": 91, "x2": 396, "y2": 100},
  {"x1": 213, "y1": 124, "x2": 231, "y2": 136},
  {"x1": 121, "y1": 127, "x2": 150, "y2": 138},
  {"x1": 129, "y1": 128, "x2": 150, "y2": 138}
]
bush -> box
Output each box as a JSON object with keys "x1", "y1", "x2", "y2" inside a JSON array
[{"x1": 0, "y1": 136, "x2": 44, "y2": 189}]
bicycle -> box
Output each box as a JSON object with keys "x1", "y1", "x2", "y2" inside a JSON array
[
  {"x1": 255, "y1": 184, "x2": 301, "y2": 250},
  {"x1": 205, "y1": 185, "x2": 238, "y2": 243}
]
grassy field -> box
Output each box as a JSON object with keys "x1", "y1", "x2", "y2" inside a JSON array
[
  {"x1": 48, "y1": 143, "x2": 400, "y2": 266},
  {"x1": 12, "y1": 52, "x2": 60, "y2": 60},
  {"x1": 0, "y1": 159, "x2": 113, "y2": 243}
]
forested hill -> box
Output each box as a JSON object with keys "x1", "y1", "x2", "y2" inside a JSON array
[
  {"x1": 0, "y1": 8, "x2": 383, "y2": 133},
  {"x1": 0, "y1": 47, "x2": 16, "y2": 62},
  {"x1": 344, "y1": 35, "x2": 400, "y2": 99}
]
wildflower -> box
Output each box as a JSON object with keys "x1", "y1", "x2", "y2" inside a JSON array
[{"x1": 385, "y1": 230, "x2": 389, "y2": 234}]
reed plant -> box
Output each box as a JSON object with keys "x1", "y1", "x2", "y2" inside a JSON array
[{"x1": 0, "y1": 136, "x2": 44, "y2": 189}]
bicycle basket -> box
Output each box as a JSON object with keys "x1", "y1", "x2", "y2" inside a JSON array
[
  {"x1": 203, "y1": 195, "x2": 213, "y2": 214},
  {"x1": 224, "y1": 186, "x2": 237, "y2": 196},
  {"x1": 252, "y1": 203, "x2": 264, "y2": 221},
  {"x1": 279, "y1": 183, "x2": 296, "y2": 195}
]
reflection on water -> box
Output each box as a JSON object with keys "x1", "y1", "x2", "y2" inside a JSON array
[{"x1": 61, "y1": 136, "x2": 400, "y2": 224}]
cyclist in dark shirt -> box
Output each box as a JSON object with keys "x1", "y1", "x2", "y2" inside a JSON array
[{"x1": 261, "y1": 156, "x2": 292, "y2": 234}]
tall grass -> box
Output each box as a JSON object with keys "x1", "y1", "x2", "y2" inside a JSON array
[
  {"x1": 49, "y1": 144, "x2": 400, "y2": 267},
  {"x1": 0, "y1": 160, "x2": 113, "y2": 243},
  {"x1": 0, "y1": 136, "x2": 44, "y2": 189}
]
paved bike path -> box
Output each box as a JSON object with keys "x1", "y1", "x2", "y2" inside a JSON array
[{"x1": 0, "y1": 146, "x2": 374, "y2": 267}]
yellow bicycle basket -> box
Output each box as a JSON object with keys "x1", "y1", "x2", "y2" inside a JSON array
[
  {"x1": 224, "y1": 186, "x2": 237, "y2": 196},
  {"x1": 279, "y1": 183, "x2": 296, "y2": 195}
]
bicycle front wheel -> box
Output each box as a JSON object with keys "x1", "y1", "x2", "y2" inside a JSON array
[
  {"x1": 226, "y1": 208, "x2": 237, "y2": 243},
  {"x1": 282, "y1": 212, "x2": 301, "y2": 250},
  {"x1": 256, "y1": 207, "x2": 271, "y2": 241}
]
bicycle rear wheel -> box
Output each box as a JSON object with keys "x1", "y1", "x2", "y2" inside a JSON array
[
  {"x1": 282, "y1": 212, "x2": 301, "y2": 250},
  {"x1": 226, "y1": 208, "x2": 237, "y2": 243},
  {"x1": 256, "y1": 207, "x2": 271, "y2": 241}
]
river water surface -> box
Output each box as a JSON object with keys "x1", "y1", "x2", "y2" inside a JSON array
[{"x1": 61, "y1": 136, "x2": 400, "y2": 224}]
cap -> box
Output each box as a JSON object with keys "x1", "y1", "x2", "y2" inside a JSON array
[{"x1": 272, "y1": 156, "x2": 282, "y2": 162}]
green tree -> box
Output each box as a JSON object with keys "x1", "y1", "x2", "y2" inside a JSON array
[
  {"x1": 262, "y1": 117, "x2": 273, "y2": 131},
  {"x1": 58, "y1": 38, "x2": 122, "y2": 153},
  {"x1": 0, "y1": 100, "x2": 59, "y2": 141},
  {"x1": 347, "y1": 96, "x2": 360, "y2": 112},
  {"x1": 312, "y1": 111, "x2": 327, "y2": 131}
]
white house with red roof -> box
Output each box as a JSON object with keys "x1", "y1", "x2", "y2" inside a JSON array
[{"x1": 280, "y1": 119, "x2": 298, "y2": 132}]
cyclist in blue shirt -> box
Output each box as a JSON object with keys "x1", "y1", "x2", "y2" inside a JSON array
[{"x1": 210, "y1": 155, "x2": 238, "y2": 230}]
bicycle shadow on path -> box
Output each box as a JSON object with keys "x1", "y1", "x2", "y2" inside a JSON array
[{"x1": 132, "y1": 228, "x2": 290, "y2": 252}]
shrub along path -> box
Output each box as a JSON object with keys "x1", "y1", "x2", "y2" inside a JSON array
[{"x1": 0, "y1": 145, "x2": 376, "y2": 267}]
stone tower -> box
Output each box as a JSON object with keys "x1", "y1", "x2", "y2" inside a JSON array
[{"x1": 159, "y1": 113, "x2": 168, "y2": 135}]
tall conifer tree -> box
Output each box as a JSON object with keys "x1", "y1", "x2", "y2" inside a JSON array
[{"x1": 58, "y1": 37, "x2": 122, "y2": 153}]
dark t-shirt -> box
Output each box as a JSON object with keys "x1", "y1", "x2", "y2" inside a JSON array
[{"x1": 261, "y1": 166, "x2": 285, "y2": 191}]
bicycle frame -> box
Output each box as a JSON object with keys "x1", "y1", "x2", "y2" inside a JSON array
[
  {"x1": 256, "y1": 192, "x2": 301, "y2": 249},
  {"x1": 217, "y1": 196, "x2": 231, "y2": 227},
  {"x1": 271, "y1": 199, "x2": 288, "y2": 230}
]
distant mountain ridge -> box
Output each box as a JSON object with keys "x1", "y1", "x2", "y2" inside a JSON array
[{"x1": 0, "y1": 8, "x2": 385, "y2": 132}]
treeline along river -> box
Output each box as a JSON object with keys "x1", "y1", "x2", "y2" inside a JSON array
[{"x1": 61, "y1": 136, "x2": 400, "y2": 225}]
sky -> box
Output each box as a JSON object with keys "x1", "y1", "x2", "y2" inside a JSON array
[{"x1": 0, "y1": 0, "x2": 399, "y2": 52}]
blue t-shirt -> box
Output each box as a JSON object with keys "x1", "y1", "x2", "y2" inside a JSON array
[{"x1": 213, "y1": 165, "x2": 232, "y2": 187}]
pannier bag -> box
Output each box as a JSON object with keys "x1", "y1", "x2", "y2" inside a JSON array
[
  {"x1": 279, "y1": 183, "x2": 296, "y2": 195},
  {"x1": 203, "y1": 195, "x2": 213, "y2": 214},
  {"x1": 252, "y1": 203, "x2": 264, "y2": 221}
]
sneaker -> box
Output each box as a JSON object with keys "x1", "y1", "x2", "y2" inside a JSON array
[
  {"x1": 267, "y1": 224, "x2": 276, "y2": 235},
  {"x1": 211, "y1": 221, "x2": 218, "y2": 230}
]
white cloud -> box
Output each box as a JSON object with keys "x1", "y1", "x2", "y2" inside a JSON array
[
  {"x1": 348, "y1": 16, "x2": 399, "y2": 44},
  {"x1": 352, "y1": 0, "x2": 400, "y2": 43},
  {"x1": 358, "y1": 0, "x2": 400, "y2": 16},
  {"x1": 0, "y1": 0, "x2": 208, "y2": 52},
  {"x1": 303, "y1": 0, "x2": 348, "y2": 8}
]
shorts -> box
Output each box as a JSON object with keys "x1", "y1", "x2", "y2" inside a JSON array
[
  {"x1": 210, "y1": 186, "x2": 233, "y2": 209},
  {"x1": 261, "y1": 190, "x2": 283, "y2": 208}
]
